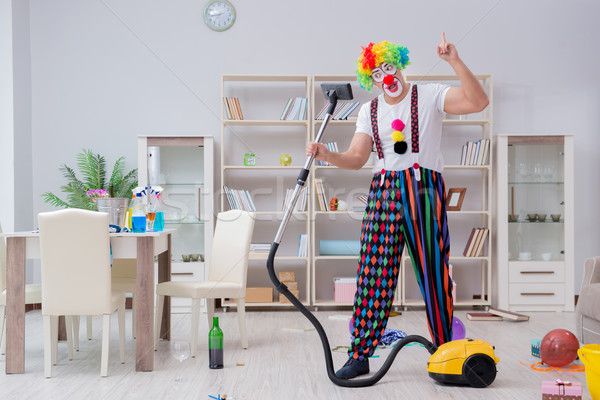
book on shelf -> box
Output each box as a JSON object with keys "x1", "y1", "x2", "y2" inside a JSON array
[
  {"x1": 315, "y1": 100, "x2": 361, "y2": 120},
  {"x1": 317, "y1": 142, "x2": 338, "y2": 166},
  {"x1": 297, "y1": 234, "x2": 308, "y2": 257},
  {"x1": 355, "y1": 194, "x2": 368, "y2": 205},
  {"x1": 223, "y1": 97, "x2": 244, "y2": 120},
  {"x1": 462, "y1": 227, "x2": 489, "y2": 257},
  {"x1": 473, "y1": 228, "x2": 489, "y2": 257},
  {"x1": 488, "y1": 308, "x2": 530, "y2": 321},
  {"x1": 250, "y1": 243, "x2": 271, "y2": 255},
  {"x1": 279, "y1": 98, "x2": 293, "y2": 120},
  {"x1": 223, "y1": 185, "x2": 256, "y2": 211},
  {"x1": 282, "y1": 187, "x2": 307, "y2": 212},
  {"x1": 460, "y1": 139, "x2": 490, "y2": 166},
  {"x1": 462, "y1": 228, "x2": 479, "y2": 257},
  {"x1": 466, "y1": 312, "x2": 502, "y2": 321},
  {"x1": 314, "y1": 178, "x2": 328, "y2": 211},
  {"x1": 281, "y1": 97, "x2": 307, "y2": 120}
]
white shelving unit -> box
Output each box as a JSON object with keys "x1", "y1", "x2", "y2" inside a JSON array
[
  {"x1": 493, "y1": 134, "x2": 574, "y2": 311},
  {"x1": 310, "y1": 74, "x2": 494, "y2": 309},
  {"x1": 137, "y1": 135, "x2": 214, "y2": 313},
  {"x1": 220, "y1": 74, "x2": 311, "y2": 308}
]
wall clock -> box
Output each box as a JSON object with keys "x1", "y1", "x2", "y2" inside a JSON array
[{"x1": 203, "y1": 0, "x2": 236, "y2": 32}]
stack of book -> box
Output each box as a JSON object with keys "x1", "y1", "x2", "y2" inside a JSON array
[
  {"x1": 316, "y1": 142, "x2": 339, "y2": 166},
  {"x1": 462, "y1": 227, "x2": 489, "y2": 257},
  {"x1": 282, "y1": 187, "x2": 308, "y2": 212},
  {"x1": 297, "y1": 234, "x2": 308, "y2": 257},
  {"x1": 460, "y1": 139, "x2": 490, "y2": 166},
  {"x1": 466, "y1": 308, "x2": 530, "y2": 321},
  {"x1": 280, "y1": 97, "x2": 308, "y2": 120},
  {"x1": 355, "y1": 194, "x2": 368, "y2": 205},
  {"x1": 249, "y1": 243, "x2": 271, "y2": 256},
  {"x1": 315, "y1": 100, "x2": 360, "y2": 120},
  {"x1": 223, "y1": 186, "x2": 256, "y2": 211},
  {"x1": 314, "y1": 178, "x2": 328, "y2": 211},
  {"x1": 223, "y1": 97, "x2": 244, "y2": 120}
]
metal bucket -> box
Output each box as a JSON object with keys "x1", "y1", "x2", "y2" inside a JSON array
[{"x1": 96, "y1": 198, "x2": 130, "y2": 230}]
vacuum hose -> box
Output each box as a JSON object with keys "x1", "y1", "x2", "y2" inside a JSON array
[{"x1": 267, "y1": 245, "x2": 438, "y2": 387}]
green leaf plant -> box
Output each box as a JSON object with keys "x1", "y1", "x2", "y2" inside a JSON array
[{"x1": 42, "y1": 149, "x2": 138, "y2": 210}]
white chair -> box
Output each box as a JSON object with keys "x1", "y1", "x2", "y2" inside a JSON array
[
  {"x1": 80, "y1": 259, "x2": 137, "y2": 342},
  {"x1": 0, "y1": 222, "x2": 43, "y2": 355},
  {"x1": 38, "y1": 209, "x2": 125, "y2": 378},
  {"x1": 154, "y1": 209, "x2": 255, "y2": 357}
]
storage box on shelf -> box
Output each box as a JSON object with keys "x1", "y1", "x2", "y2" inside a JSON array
[
  {"x1": 493, "y1": 134, "x2": 574, "y2": 311},
  {"x1": 311, "y1": 74, "x2": 494, "y2": 309},
  {"x1": 138, "y1": 135, "x2": 214, "y2": 313},
  {"x1": 220, "y1": 75, "x2": 311, "y2": 308}
]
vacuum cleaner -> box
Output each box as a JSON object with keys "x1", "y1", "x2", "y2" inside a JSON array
[{"x1": 266, "y1": 83, "x2": 499, "y2": 388}]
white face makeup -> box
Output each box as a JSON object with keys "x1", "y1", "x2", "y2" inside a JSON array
[{"x1": 372, "y1": 62, "x2": 402, "y2": 98}]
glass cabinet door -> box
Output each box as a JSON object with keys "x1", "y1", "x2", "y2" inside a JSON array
[{"x1": 506, "y1": 136, "x2": 565, "y2": 262}]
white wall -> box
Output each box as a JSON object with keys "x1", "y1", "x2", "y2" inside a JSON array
[
  {"x1": 0, "y1": 0, "x2": 15, "y2": 233},
  {"x1": 12, "y1": 0, "x2": 600, "y2": 291}
]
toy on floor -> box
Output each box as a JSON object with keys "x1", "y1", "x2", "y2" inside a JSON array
[
  {"x1": 452, "y1": 317, "x2": 466, "y2": 340},
  {"x1": 539, "y1": 329, "x2": 580, "y2": 367}
]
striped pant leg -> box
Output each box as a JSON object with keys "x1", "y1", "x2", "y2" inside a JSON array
[
  {"x1": 349, "y1": 171, "x2": 403, "y2": 360},
  {"x1": 399, "y1": 167, "x2": 453, "y2": 346}
]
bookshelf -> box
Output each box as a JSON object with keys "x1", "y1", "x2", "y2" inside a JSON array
[
  {"x1": 310, "y1": 74, "x2": 494, "y2": 309},
  {"x1": 220, "y1": 74, "x2": 311, "y2": 308}
]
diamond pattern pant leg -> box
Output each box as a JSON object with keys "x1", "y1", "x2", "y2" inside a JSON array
[{"x1": 349, "y1": 168, "x2": 453, "y2": 360}]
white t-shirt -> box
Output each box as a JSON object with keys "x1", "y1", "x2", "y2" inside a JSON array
[{"x1": 356, "y1": 83, "x2": 450, "y2": 173}]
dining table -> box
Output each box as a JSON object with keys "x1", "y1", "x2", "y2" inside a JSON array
[{"x1": 1, "y1": 229, "x2": 174, "y2": 374}]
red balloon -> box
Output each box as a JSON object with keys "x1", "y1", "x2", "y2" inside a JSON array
[{"x1": 539, "y1": 329, "x2": 580, "y2": 367}]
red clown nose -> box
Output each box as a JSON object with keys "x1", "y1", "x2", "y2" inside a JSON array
[{"x1": 383, "y1": 75, "x2": 395, "y2": 85}]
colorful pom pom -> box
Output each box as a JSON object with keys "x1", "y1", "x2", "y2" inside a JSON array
[
  {"x1": 391, "y1": 119, "x2": 405, "y2": 131},
  {"x1": 394, "y1": 141, "x2": 408, "y2": 154},
  {"x1": 391, "y1": 130, "x2": 404, "y2": 142}
]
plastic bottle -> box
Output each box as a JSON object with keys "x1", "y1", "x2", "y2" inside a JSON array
[
  {"x1": 131, "y1": 193, "x2": 147, "y2": 233},
  {"x1": 153, "y1": 194, "x2": 165, "y2": 232},
  {"x1": 208, "y1": 317, "x2": 223, "y2": 369}
]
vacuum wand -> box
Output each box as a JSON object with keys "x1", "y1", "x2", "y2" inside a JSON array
[{"x1": 266, "y1": 83, "x2": 438, "y2": 387}]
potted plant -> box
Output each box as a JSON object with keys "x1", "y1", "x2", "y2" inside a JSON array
[{"x1": 42, "y1": 149, "x2": 138, "y2": 210}]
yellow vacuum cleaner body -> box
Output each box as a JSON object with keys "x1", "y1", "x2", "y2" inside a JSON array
[{"x1": 427, "y1": 338, "x2": 499, "y2": 388}]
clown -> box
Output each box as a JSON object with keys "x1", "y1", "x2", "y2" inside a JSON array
[{"x1": 306, "y1": 33, "x2": 489, "y2": 379}]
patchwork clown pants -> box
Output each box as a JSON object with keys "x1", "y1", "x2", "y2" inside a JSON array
[{"x1": 349, "y1": 168, "x2": 453, "y2": 360}]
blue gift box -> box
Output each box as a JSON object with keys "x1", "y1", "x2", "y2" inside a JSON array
[
  {"x1": 319, "y1": 240, "x2": 360, "y2": 256},
  {"x1": 531, "y1": 338, "x2": 541, "y2": 358}
]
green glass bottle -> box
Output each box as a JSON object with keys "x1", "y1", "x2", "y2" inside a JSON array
[{"x1": 209, "y1": 317, "x2": 223, "y2": 369}]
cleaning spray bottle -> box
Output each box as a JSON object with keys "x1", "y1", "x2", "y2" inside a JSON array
[{"x1": 131, "y1": 192, "x2": 146, "y2": 232}]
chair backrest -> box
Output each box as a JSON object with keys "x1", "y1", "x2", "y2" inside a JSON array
[
  {"x1": 38, "y1": 209, "x2": 112, "y2": 316},
  {"x1": 0, "y1": 221, "x2": 6, "y2": 293},
  {"x1": 208, "y1": 210, "x2": 255, "y2": 285}
]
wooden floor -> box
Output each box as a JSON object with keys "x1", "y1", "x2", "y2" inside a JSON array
[{"x1": 0, "y1": 308, "x2": 593, "y2": 399}]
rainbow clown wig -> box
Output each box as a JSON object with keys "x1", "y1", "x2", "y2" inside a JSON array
[{"x1": 356, "y1": 41, "x2": 410, "y2": 91}]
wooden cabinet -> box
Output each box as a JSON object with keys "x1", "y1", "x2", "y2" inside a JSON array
[
  {"x1": 138, "y1": 135, "x2": 214, "y2": 313},
  {"x1": 494, "y1": 134, "x2": 574, "y2": 311}
]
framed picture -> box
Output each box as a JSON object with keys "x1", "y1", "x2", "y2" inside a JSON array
[{"x1": 447, "y1": 188, "x2": 466, "y2": 211}]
